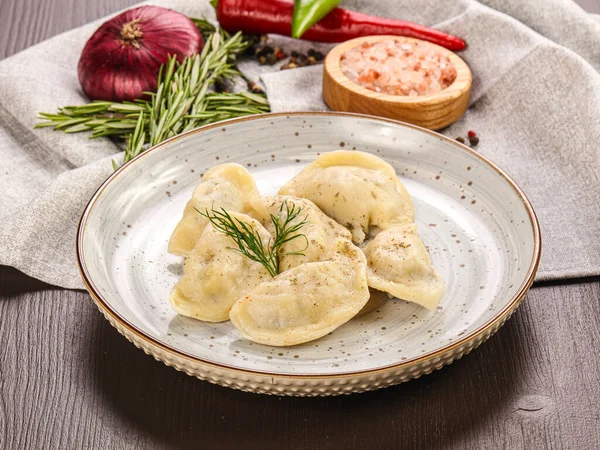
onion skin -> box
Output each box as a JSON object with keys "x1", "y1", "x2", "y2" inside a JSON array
[{"x1": 78, "y1": 6, "x2": 204, "y2": 102}]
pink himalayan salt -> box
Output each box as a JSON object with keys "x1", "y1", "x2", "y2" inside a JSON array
[{"x1": 340, "y1": 39, "x2": 457, "y2": 97}]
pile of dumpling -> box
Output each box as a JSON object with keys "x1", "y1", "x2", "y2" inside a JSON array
[{"x1": 168, "y1": 151, "x2": 445, "y2": 347}]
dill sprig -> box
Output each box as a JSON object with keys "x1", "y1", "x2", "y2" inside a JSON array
[
  {"x1": 197, "y1": 202, "x2": 309, "y2": 277},
  {"x1": 35, "y1": 18, "x2": 270, "y2": 167}
]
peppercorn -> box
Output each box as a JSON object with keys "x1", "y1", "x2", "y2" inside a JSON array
[
  {"x1": 469, "y1": 136, "x2": 479, "y2": 147},
  {"x1": 247, "y1": 80, "x2": 264, "y2": 94},
  {"x1": 276, "y1": 50, "x2": 286, "y2": 60},
  {"x1": 313, "y1": 51, "x2": 325, "y2": 61},
  {"x1": 214, "y1": 79, "x2": 230, "y2": 93},
  {"x1": 456, "y1": 136, "x2": 465, "y2": 144},
  {"x1": 291, "y1": 50, "x2": 299, "y2": 57},
  {"x1": 258, "y1": 56, "x2": 267, "y2": 65},
  {"x1": 267, "y1": 53, "x2": 278, "y2": 65},
  {"x1": 255, "y1": 46, "x2": 267, "y2": 57},
  {"x1": 468, "y1": 130, "x2": 477, "y2": 138},
  {"x1": 243, "y1": 35, "x2": 260, "y2": 55},
  {"x1": 308, "y1": 56, "x2": 317, "y2": 65}
]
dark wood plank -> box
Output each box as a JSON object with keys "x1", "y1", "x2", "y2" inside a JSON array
[
  {"x1": 1, "y1": 0, "x2": 600, "y2": 449},
  {"x1": 1, "y1": 267, "x2": 599, "y2": 450},
  {"x1": 0, "y1": 0, "x2": 138, "y2": 59},
  {"x1": 1, "y1": 0, "x2": 599, "y2": 59}
]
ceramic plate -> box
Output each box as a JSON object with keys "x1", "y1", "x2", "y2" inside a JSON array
[{"x1": 77, "y1": 112, "x2": 540, "y2": 396}]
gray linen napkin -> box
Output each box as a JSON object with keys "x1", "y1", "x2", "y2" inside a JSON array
[{"x1": 0, "y1": 0, "x2": 598, "y2": 289}]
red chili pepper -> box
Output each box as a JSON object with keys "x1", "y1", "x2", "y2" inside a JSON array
[{"x1": 216, "y1": 0, "x2": 466, "y2": 51}]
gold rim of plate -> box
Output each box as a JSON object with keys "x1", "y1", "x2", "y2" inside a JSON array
[{"x1": 76, "y1": 112, "x2": 541, "y2": 396}]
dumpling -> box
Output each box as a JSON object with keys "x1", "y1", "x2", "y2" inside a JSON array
[
  {"x1": 279, "y1": 151, "x2": 414, "y2": 244},
  {"x1": 362, "y1": 224, "x2": 445, "y2": 310},
  {"x1": 168, "y1": 163, "x2": 259, "y2": 257},
  {"x1": 251, "y1": 195, "x2": 352, "y2": 271},
  {"x1": 229, "y1": 239, "x2": 369, "y2": 346},
  {"x1": 170, "y1": 213, "x2": 272, "y2": 322}
]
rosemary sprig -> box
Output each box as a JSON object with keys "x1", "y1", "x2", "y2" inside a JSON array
[
  {"x1": 35, "y1": 101, "x2": 148, "y2": 137},
  {"x1": 197, "y1": 202, "x2": 309, "y2": 277},
  {"x1": 189, "y1": 17, "x2": 216, "y2": 37},
  {"x1": 34, "y1": 18, "x2": 270, "y2": 167}
]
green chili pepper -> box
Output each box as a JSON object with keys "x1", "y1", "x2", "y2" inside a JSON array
[{"x1": 292, "y1": 0, "x2": 341, "y2": 39}]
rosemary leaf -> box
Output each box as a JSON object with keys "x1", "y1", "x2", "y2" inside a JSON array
[
  {"x1": 37, "y1": 112, "x2": 71, "y2": 120},
  {"x1": 65, "y1": 102, "x2": 113, "y2": 114},
  {"x1": 52, "y1": 117, "x2": 93, "y2": 130},
  {"x1": 35, "y1": 21, "x2": 268, "y2": 168},
  {"x1": 239, "y1": 92, "x2": 270, "y2": 105},
  {"x1": 64, "y1": 123, "x2": 92, "y2": 133},
  {"x1": 190, "y1": 17, "x2": 217, "y2": 35},
  {"x1": 34, "y1": 121, "x2": 61, "y2": 129},
  {"x1": 214, "y1": 106, "x2": 265, "y2": 113},
  {"x1": 109, "y1": 103, "x2": 146, "y2": 112},
  {"x1": 124, "y1": 111, "x2": 146, "y2": 163}
]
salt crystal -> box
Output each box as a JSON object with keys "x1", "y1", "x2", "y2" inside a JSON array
[{"x1": 340, "y1": 38, "x2": 457, "y2": 96}]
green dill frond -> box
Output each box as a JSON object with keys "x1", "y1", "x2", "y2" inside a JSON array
[{"x1": 197, "y1": 201, "x2": 308, "y2": 276}]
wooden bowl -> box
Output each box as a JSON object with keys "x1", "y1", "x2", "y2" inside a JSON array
[{"x1": 323, "y1": 35, "x2": 472, "y2": 130}]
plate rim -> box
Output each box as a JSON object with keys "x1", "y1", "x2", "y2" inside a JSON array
[{"x1": 76, "y1": 111, "x2": 541, "y2": 379}]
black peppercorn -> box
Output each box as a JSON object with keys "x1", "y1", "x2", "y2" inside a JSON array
[
  {"x1": 456, "y1": 136, "x2": 465, "y2": 144},
  {"x1": 469, "y1": 136, "x2": 479, "y2": 147},
  {"x1": 247, "y1": 80, "x2": 264, "y2": 94}
]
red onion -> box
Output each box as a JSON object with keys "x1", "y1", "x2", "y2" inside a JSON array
[{"x1": 78, "y1": 6, "x2": 204, "y2": 102}]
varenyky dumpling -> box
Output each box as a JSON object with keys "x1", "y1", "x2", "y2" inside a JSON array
[
  {"x1": 363, "y1": 224, "x2": 445, "y2": 311},
  {"x1": 170, "y1": 213, "x2": 272, "y2": 322},
  {"x1": 168, "y1": 152, "x2": 444, "y2": 345},
  {"x1": 280, "y1": 151, "x2": 444, "y2": 310},
  {"x1": 279, "y1": 151, "x2": 414, "y2": 244},
  {"x1": 229, "y1": 239, "x2": 369, "y2": 346},
  {"x1": 251, "y1": 195, "x2": 352, "y2": 272},
  {"x1": 168, "y1": 163, "x2": 259, "y2": 257}
]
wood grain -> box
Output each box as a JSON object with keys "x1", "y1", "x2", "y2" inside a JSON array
[
  {"x1": 2, "y1": 0, "x2": 600, "y2": 449},
  {"x1": 0, "y1": 0, "x2": 138, "y2": 59},
  {"x1": 1, "y1": 265, "x2": 599, "y2": 449}
]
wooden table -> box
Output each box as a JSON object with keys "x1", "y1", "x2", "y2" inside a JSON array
[{"x1": 1, "y1": 1, "x2": 599, "y2": 448}]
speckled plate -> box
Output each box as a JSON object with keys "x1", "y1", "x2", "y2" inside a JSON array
[{"x1": 77, "y1": 112, "x2": 540, "y2": 396}]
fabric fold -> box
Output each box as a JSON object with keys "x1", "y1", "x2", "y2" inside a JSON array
[{"x1": 0, "y1": 0, "x2": 598, "y2": 289}]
